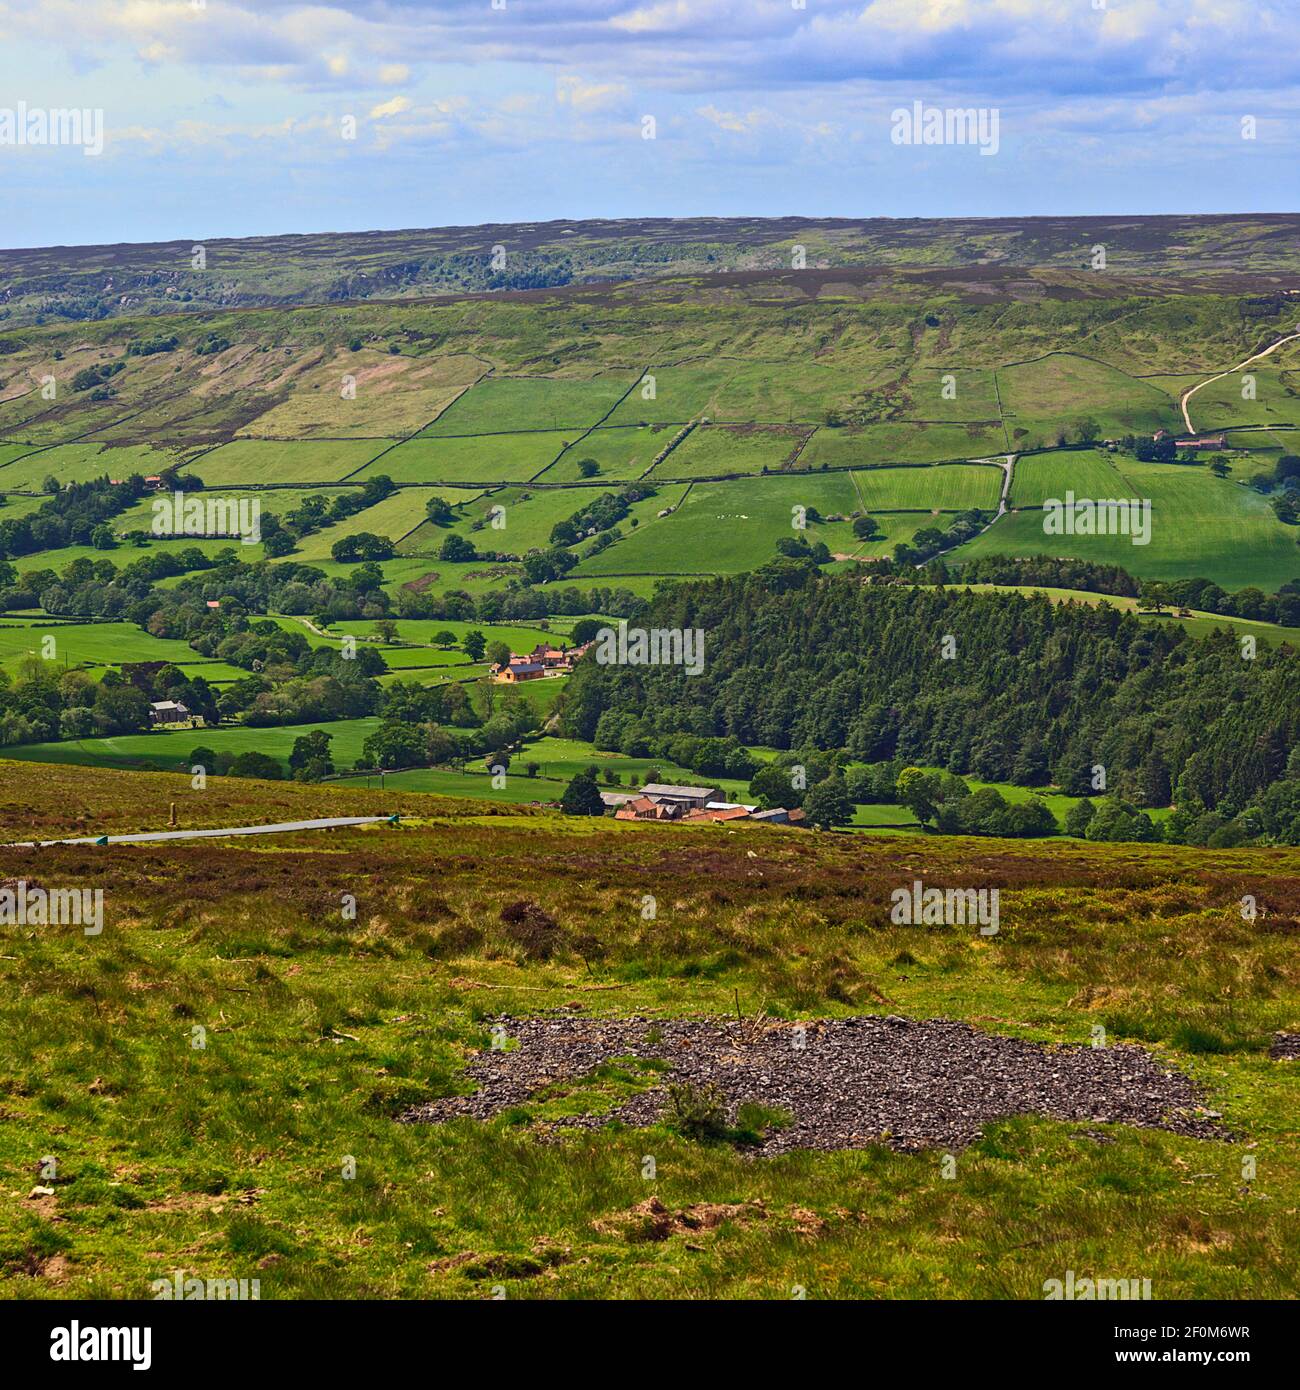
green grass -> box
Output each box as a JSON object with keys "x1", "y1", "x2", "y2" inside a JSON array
[
  {"x1": 193, "y1": 439, "x2": 394, "y2": 486},
  {"x1": 0, "y1": 758, "x2": 1297, "y2": 1299},
  {"x1": 0, "y1": 442, "x2": 182, "y2": 490},
  {"x1": 1008, "y1": 449, "x2": 1135, "y2": 506},
  {"x1": 802, "y1": 422, "x2": 1008, "y2": 468},
  {"x1": 537, "y1": 426, "x2": 670, "y2": 482},
  {"x1": 650, "y1": 425, "x2": 808, "y2": 478},
  {"x1": 0, "y1": 619, "x2": 209, "y2": 677},
  {"x1": 998, "y1": 354, "x2": 1180, "y2": 445},
  {"x1": 351, "y1": 433, "x2": 573, "y2": 485},
  {"x1": 962, "y1": 455, "x2": 1300, "y2": 590},
  {"x1": 573, "y1": 474, "x2": 864, "y2": 575},
  {"x1": 2, "y1": 717, "x2": 386, "y2": 773},
  {"x1": 290, "y1": 490, "x2": 438, "y2": 561},
  {"x1": 419, "y1": 373, "x2": 636, "y2": 436}
]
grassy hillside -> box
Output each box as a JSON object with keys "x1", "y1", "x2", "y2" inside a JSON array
[{"x1": 0, "y1": 760, "x2": 1295, "y2": 1299}]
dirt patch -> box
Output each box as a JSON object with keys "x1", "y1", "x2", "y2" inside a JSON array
[
  {"x1": 592, "y1": 1195, "x2": 765, "y2": 1243},
  {"x1": 403, "y1": 1014, "x2": 1228, "y2": 1153}
]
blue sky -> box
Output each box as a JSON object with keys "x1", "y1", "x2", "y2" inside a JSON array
[{"x1": 0, "y1": 0, "x2": 1296, "y2": 249}]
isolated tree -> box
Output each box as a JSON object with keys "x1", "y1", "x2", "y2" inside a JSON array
[
  {"x1": 560, "y1": 770, "x2": 605, "y2": 816},
  {"x1": 462, "y1": 629, "x2": 487, "y2": 662}
]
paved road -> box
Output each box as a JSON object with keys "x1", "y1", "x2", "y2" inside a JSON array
[{"x1": 9, "y1": 815, "x2": 398, "y2": 848}]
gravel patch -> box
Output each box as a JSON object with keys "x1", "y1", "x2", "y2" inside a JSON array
[
  {"x1": 1270, "y1": 1032, "x2": 1300, "y2": 1060},
  {"x1": 402, "y1": 1015, "x2": 1228, "y2": 1153}
]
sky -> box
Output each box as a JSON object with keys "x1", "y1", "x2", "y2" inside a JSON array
[{"x1": 0, "y1": 0, "x2": 1296, "y2": 250}]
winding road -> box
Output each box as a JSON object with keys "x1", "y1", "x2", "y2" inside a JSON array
[{"x1": 1179, "y1": 327, "x2": 1300, "y2": 434}]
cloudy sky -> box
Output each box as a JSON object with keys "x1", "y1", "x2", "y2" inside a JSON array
[{"x1": 0, "y1": 0, "x2": 1295, "y2": 249}]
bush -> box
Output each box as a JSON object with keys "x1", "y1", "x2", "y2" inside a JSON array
[{"x1": 664, "y1": 1081, "x2": 730, "y2": 1143}]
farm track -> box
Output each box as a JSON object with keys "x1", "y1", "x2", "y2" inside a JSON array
[{"x1": 1180, "y1": 328, "x2": 1300, "y2": 433}]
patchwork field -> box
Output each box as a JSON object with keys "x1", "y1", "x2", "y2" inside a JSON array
[
  {"x1": 648, "y1": 424, "x2": 810, "y2": 478},
  {"x1": 192, "y1": 439, "x2": 395, "y2": 486},
  {"x1": 352, "y1": 432, "x2": 572, "y2": 485},
  {"x1": 801, "y1": 421, "x2": 1009, "y2": 468},
  {"x1": 419, "y1": 373, "x2": 637, "y2": 436},
  {"x1": 964, "y1": 456, "x2": 1300, "y2": 589}
]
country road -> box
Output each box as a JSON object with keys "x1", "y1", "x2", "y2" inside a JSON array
[
  {"x1": 1180, "y1": 328, "x2": 1300, "y2": 434},
  {"x1": 8, "y1": 815, "x2": 399, "y2": 849}
]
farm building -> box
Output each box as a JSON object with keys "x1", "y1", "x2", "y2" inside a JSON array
[{"x1": 148, "y1": 700, "x2": 199, "y2": 729}]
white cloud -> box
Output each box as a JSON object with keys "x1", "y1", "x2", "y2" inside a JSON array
[
  {"x1": 557, "y1": 76, "x2": 629, "y2": 112},
  {"x1": 369, "y1": 95, "x2": 412, "y2": 120}
]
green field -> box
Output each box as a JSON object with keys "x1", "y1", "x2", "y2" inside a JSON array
[
  {"x1": 2, "y1": 717, "x2": 386, "y2": 773},
  {"x1": 537, "y1": 425, "x2": 668, "y2": 482},
  {"x1": 420, "y1": 373, "x2": 635, "y2": 436},
  {"x1": 801, "y1": 421, "x2": 1009, "y2": 468},
  {"x1": 0, "y1": 619, "x2": 214, "y2": 676},
  {"x1": 0, "y1": 442, "x2": 181, "y2": 490},
  {"x1": 193, "y1": 439, "x2": 395, "y2": 486},
  {"x1": 1008, "y1": 449, "x2": 1140, "y2": 506},
  {"x1": 650, "y1": 424, "x2": 809, "y2": 478},
  {"x1": 965, "y1": 455, "x2": 1300, "y2": 589},
  {"x1": 352, "y1": 432, "x2": 572, "y2": 485},
  {"x1": 998, "y1": 354, "x2": 1181, "y2": 443}
]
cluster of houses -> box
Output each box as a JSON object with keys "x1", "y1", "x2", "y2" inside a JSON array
[
  {"x1": 492, "y1": 641, "x2": 592, "y2": 683},
  {"x1": 600, "y1": 782, "x2": 806, "y2": 827}
]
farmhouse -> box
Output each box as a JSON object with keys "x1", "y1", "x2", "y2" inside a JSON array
[
  {"x1": 491, "y1": 640, "x2": 591, "y2": 683},
  {"x1": 148, "y1": 700, "x2": 198, "y2": 729},
  {"x1": 1174, "y1": 435, "x2": 1227, "y2": 450},
  {"x1": 639, "y1": 782, "x2": 722, "y2": 810},
  {"x1": 604, "y1": 784, "x2": 804, "y2": 827},
  {"x1": 496, "y1": 660, "x2": 545, "y2": 683},
  {"x1": 615, "y1": 796, "x2": 685, "y2": 821}
]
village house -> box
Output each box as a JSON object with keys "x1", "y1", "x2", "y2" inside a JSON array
[{"x1": 1174, "y1": 434, "x2": 1227, "y2": 450}]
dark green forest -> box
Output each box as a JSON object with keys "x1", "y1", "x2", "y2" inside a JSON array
[{"x1": 562, "y1": 565, "x2": 1300, "y2": 845}]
